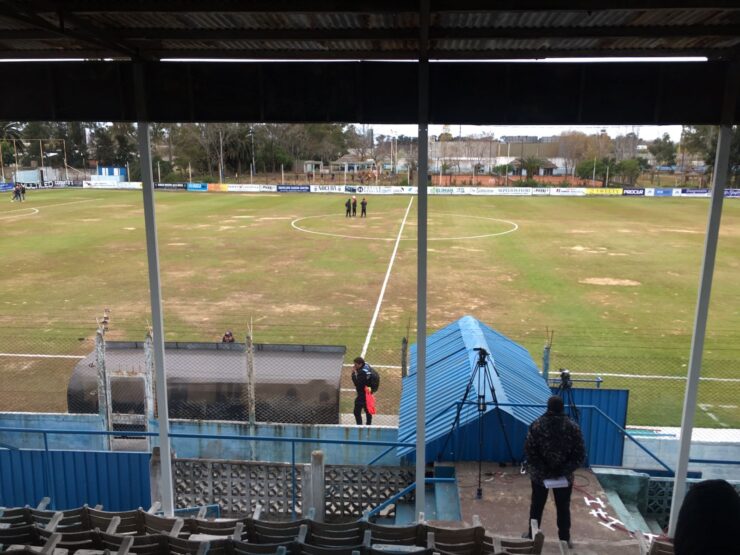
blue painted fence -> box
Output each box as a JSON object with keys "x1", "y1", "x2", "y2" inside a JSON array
[
  {"x1": 0, "y1": 449, "x2": 150, "y2": 511},
  {"x1": 551, "y1": 387, "x2": 629, "y2": 467}
]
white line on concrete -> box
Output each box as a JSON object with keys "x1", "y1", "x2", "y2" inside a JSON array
[
  {"x1": 0, "y1": 352, "x2": 85, "y2": 359},
  {"x1": 361, "y1": 197, "x2": 414, "y2": 359},
  {"x1": 574, "y1": 371, "x2": 740, "y2": 383}
]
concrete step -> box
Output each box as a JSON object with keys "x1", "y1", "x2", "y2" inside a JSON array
[
  {"x1": 394, "y1": 501, "x2": 416, "y2": 525},
  {"x1": 434, "y1": 480, "x2": 462, "y2": 522},
  {"x1": 604, "y1": 488, "x2": 651, "y2": 534}
]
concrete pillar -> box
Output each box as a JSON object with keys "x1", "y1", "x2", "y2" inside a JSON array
[
  {"x1": 245, "y1": 333, "x2": 256, "y2": 426},
  {"x1": 309, "y1": 450, "x2": 325, "y2": 522},
  {"x1": 95, "y1": 328, "x2": 111, "y2": 450},
  {"x1": 143, "y1": 329, "x2": 155, "y2": 449}
]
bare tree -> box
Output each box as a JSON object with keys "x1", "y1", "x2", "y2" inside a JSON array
[{"x1": 558, "y1": 131, "x2": 589, "y2": 176}]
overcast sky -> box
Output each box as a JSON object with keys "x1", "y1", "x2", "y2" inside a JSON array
[{"x1": 369, "y1": 124, "x2": 683, "y2": 142}]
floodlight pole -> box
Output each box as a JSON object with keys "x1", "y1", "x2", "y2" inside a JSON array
[
  {"x1": 415, "y1": 0, "x2": 430, "y2": 520},
  {"x1": 668, "y1": 62, "x2": 737, "y2": 537},
  {"x1": 134, "y1": 63, "x2": 175, "y2": 517}
]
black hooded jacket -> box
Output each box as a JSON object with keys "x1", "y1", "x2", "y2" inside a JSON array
[{"x1": 524, "y1": 411, "x2": 586, "y2": 485}]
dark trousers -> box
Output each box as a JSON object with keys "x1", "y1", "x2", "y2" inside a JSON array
[
  {"x1": 529, "y1": 481, "x2": 573, "y2": 541},
  {"x1": 354, "y1": 396, "x2": 372, "y2": 425},
  {"x1": 361, "y1": 208, "x2": 366, "y2": 217}
]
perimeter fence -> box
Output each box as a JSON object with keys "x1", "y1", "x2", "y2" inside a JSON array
[{"x1": 0, "y1": 331, "x2": 737, "y2": 432}]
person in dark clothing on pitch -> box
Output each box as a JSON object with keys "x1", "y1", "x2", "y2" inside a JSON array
[
  {"x1": 345, "y1": 197, "x2": 352, "y2": 217},
  {"x1": 351, "y1": 356, "x2": 372, "y2": 425},
  {"x1": 523, "y1": 395, "x2": 586, "y2": 548},
  {"x1": 360, "y1": 197, "x2": 367, "y2": 217},
  {"x1": 351, "y1": 196, "x2": 357, "y2": 217}
]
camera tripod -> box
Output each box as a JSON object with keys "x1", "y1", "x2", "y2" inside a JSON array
[
  {"x1": 438, "y1": 347, "x2": 516, "y2": 499},
  {"x1": 554, "y1": 369, "x2": 580, "y2": 423}
]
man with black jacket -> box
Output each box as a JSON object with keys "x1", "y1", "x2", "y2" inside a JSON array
[
  {"x1": 523, "y1": 395, "x2": 585, "y2": 548},
  {"x1": 351, "y1": 356, "x2": 372, "y2": 425}
]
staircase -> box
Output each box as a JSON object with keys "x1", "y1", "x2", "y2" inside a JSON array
[{"x1": 393, "y1": 465, "x2": 462, "y2": 524}]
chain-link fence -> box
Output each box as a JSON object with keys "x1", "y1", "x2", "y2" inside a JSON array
[
  {"x1": 0, "y1": 327, "x2": 737, "y2": 433},
  {"x1": 551, "y1": 352, "x2": 740, "y2": 430},
  {"x1": 0, "y1": 327, "x2": 405, "y2": 427}
]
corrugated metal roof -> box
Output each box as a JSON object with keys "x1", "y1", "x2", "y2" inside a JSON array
[
  {"x1": 397, "y1": 315, "x2": 551, "y2": 456},
  {"x1": 1, "y1": 3, "x2": 737, "y2": 60}
]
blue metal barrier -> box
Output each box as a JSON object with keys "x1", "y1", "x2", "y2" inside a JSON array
[
  {"x1": 0, "y1": 402, "x2": 682, "y2": 512},
  {"x1": 0, "y1": 426, "x2": 416, "y2": 512}
]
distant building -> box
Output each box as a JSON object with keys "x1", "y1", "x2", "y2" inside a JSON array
[{"x1": 501, "y1": 135, "x2": 539, "y2": 144}]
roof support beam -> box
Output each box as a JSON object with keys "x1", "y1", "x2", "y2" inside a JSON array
[
  {"x1": 415, "y1": 0, "x2": 430, "y2": 522},
  {"x1": 667, "y1": 60, "x2": 738, "y2": 537},
  {"x1": 134, "y1": 63, "x2": 175, "y2": 517}
]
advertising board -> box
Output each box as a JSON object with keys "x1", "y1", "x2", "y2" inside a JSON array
[
  {"x1": 155, "y1": 183, "x2": 187, "y2": 190},
  {"x1": 585, "y1": 188, "x2": 623, "y2": 196},
  {"x1": 186, "y1": 183, "x2": 208, "y2": 191},
  {"x1": 83, "y1": 181, "x2": 142, "y2": 189},
  {"x1": 681, "y1": 188, "x2": 711, "y2": 197},
  {"x1": 277, "y1": 185, "x2": 310, "y2": 193},
  {"x1": 652, "y1": 188, "x2": 674, "y2": 197},
  {"x1": 551, "y1": 187, "x2": 586, "y2": 196},
  {"x1": 472, "y1": 187, "x2": 532, "y2": 196},
  {"x1": 622, "y1": 188, "x2": 645, "y2": 196},
  {"x1": 430, "y1": 187, "x2": 469, "y2": 195},
  {"x1": 725, "y1": 189, "x2": 740, "y2": 197},
  {"x1": 260, "y1": 185, "x2": 277, "y2": 192},
  {"x1": 311, "y1": 185, "x2": 346, "y2": 193},
  {"x1": 227, "y1": 184, "x2": 261, "y2": 193},
  {"x1": 532, "y1": 188, "x2": 551, "y2": 196}
]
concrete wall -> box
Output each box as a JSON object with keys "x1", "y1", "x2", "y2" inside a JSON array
[
  {"x1": 161, "y1": 419, "x2": 401, "y2": 465},
  {"x1": 0, "y1": 413, "x2": 107, "y2": 451},
  {"x1": 623, "y1": 428, "x2": 740, "y2": 480},
  {"x1": 0, "y1": 412, "x2": 400, "y2": 465}
]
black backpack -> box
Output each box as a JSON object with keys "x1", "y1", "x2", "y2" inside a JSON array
[{"x1": 367, "y1": 365, "x2": 380, "y2": 393}]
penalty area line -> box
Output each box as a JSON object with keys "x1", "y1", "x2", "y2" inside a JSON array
[{"x1": 361, "y1": 196, "x2": 414, "y2": 359}]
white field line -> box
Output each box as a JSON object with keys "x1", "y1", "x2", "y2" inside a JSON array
[
  {"x1": 0, "y1": 207, "x2": 39, "y2": 220},
  {"x1": 361, "y1": 197, "x2": 414, "y2": 359},
  {"x1": 0, "y1": 198, "x2": 98, "y2": 221},
  {"x1": 575, "y1": 371, "x2": 740, "y2": 383},
  {"x1": 698, "y1": 404, "x2": 728, "y2": 428},
  {"x1": 0, "y1": 352, "x2": 85, "y2": 359}
]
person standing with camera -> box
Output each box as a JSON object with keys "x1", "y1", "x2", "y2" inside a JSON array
[{"x1": 523, "y1": 395, "x2": 586, "y2": 548}]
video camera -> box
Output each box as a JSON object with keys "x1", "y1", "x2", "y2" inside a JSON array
[
  {"x1": 473, "y1": 347, "x2": 489, "y2": 364},
  {"x1": 559, "y1": 368, "x2": 572, "y2": 389}
]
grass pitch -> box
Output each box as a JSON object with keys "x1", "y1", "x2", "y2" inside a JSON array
[{"x1": 1, "y1": 188, "x2": 738, "y2": 427}]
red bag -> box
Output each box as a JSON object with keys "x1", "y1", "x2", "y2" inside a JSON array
[{"x1": 365, "y1": 387, "x2": 377, "y2": 415}]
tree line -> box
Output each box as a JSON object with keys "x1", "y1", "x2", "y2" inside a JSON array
[{"x1": 1, "y1": 121, "x2": 737, "y2": 186}]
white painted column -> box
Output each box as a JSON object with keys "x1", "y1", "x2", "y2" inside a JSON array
[
  {"x1": 134, "y1": 64, "x2": 175, "y2": 517},
  {"x1": 668, "y1": 63, "x2": 737, "y2": 536},
  {"x1": 415, "y1": 0, "x2": 430, "y2": 520}
]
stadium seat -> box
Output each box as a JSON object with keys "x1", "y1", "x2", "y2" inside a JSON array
[{"x1": 485, "y1": 520, "x2": 544, "y2": 554}]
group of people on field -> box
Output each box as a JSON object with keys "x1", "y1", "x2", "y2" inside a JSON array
[
  {"x1": 10, "y1": 183, "x2": 26, "y2": 202},
  {"x1": 344, "y1": 196, "x2": 367, "y2": 217}
]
